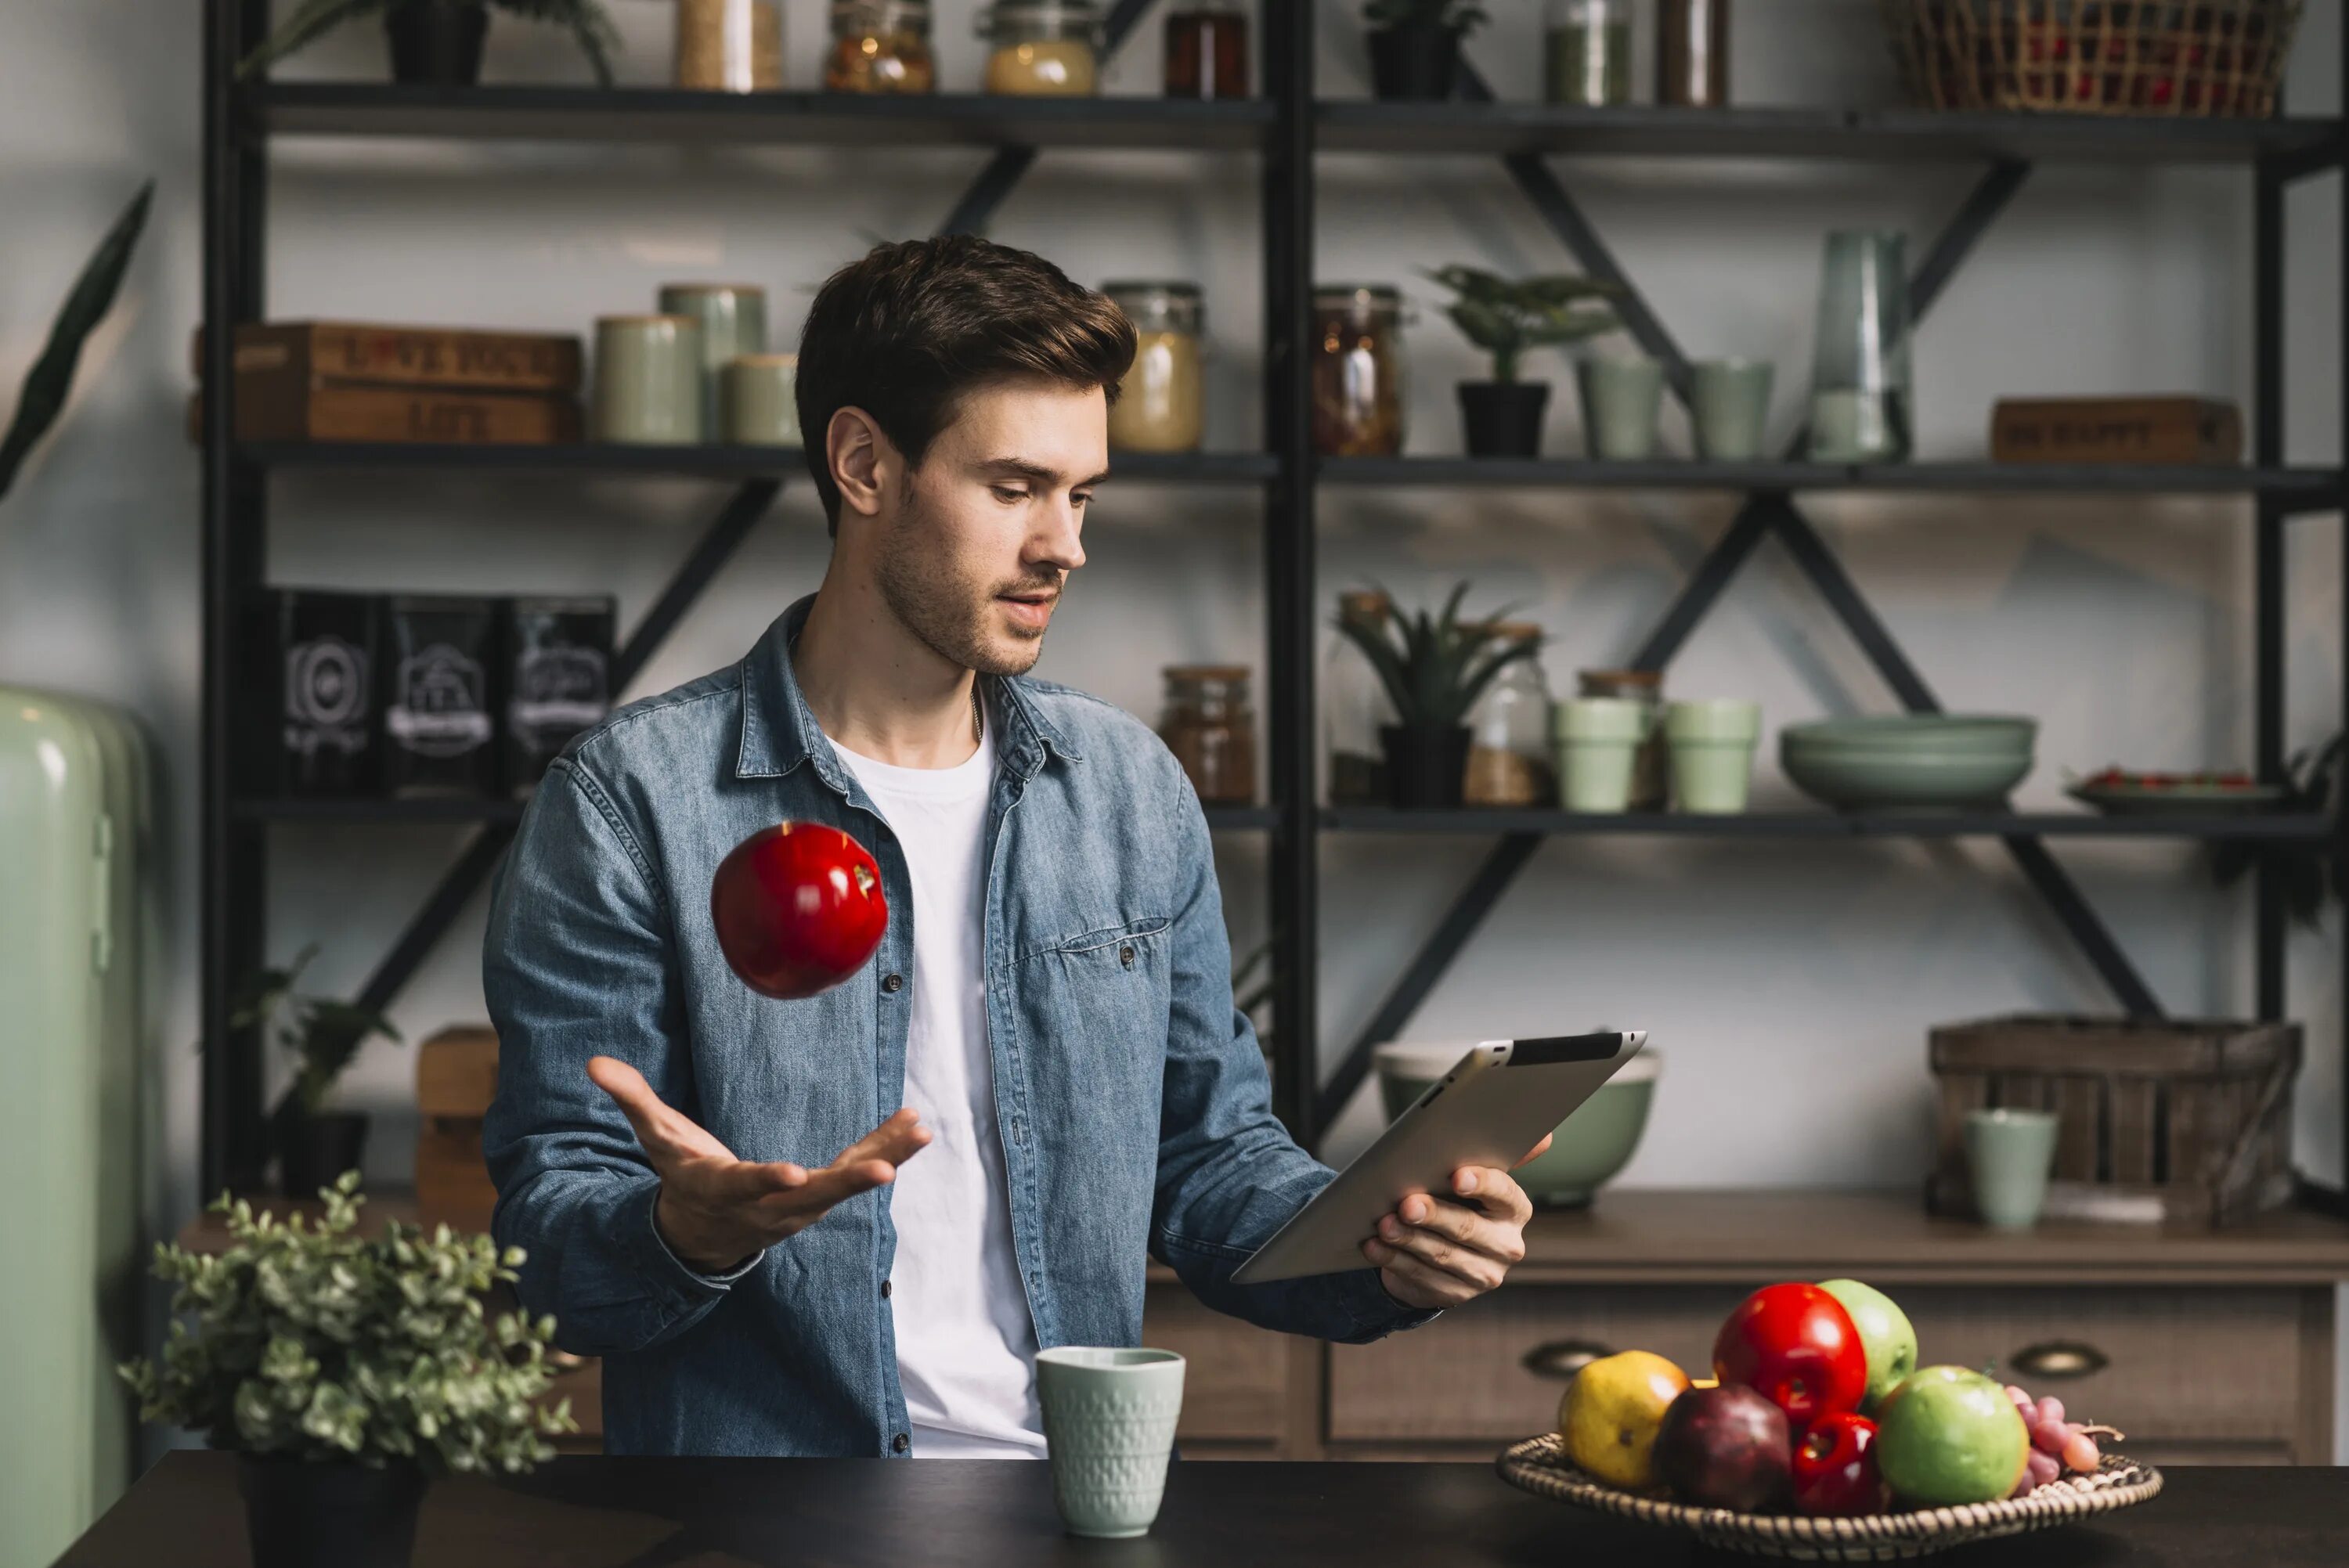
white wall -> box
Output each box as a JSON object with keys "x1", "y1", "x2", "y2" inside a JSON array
[{"x1": 3, "y1": 0, "x2": 2343, "y2": 1450}]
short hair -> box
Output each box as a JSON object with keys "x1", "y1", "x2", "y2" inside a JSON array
[{"x1": 794, "y1": 236, "x2": 1137, "y2": 537}]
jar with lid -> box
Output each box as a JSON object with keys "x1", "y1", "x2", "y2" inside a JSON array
[
  {"x1": 1658, "y1": 0, "x2": 1730, "y2": 107},
  {"x1": 1464, "y1": 624, "x2": 1553, "y2": 808},
  {"x1": 1160, "y1": 665, "x2": 1257, "y2": 804},
  {"x1": 1312, "y1": 284, "x2": 1407, "y2": 458},
  {"x1": 1579, "y1": 667, "x2": 1665, "y2": 809},
  {"x1": 1545, "y1": 0, "x2": 1631, "y2": 106},
  {"x1": 1164, "y1": 0, "x2": 1247, "y2": 99},
  {"x1": 1326, "y1": 589, "x2": 1395, "y2": 805},
  {"x1": 676, "y1": 0, "x2": 784, "y2": 92},
  {"x1": 1102, "y1": 282, "x2": 1204, "y2": 453},
  {"x1": 978, "y1": 0, "x2": 1101, "y2": 96},
  {"x1": 826, "y1": 0, "x2": 936, "y2": 94}
]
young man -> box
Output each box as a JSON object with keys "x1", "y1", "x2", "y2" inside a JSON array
[{"x1": 482, "y1": 236, "x2": 1546, "y2": 1459}]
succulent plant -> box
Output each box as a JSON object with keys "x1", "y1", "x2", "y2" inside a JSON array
[
  {"x1": 1332, "y1": 582, "x2": 1543, "y2": 733},
  {"x1": 1423, "y1": 265, "x2": 1620, "y2": 384},
  {"x1": 0, "y1": 181, "x2": 151, "y2": 507}
]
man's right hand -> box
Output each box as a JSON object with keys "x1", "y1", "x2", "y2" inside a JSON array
[{"x1": 586, "y1": 1055, "x2": 933, "y2": 1275}]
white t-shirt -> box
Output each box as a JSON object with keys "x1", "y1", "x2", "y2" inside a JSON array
[{"x1": 827, "y1": 711, "x2": 1047, "y2": 1460}]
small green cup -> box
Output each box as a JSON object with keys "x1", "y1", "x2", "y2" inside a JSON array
[
  {"x1": 1692, "y1": 359, "x2": 1774, "y2": 461},
  {"x1": 1965, "y1": 1108, "x2": 2061, "y2": 1231},
  {"x1": 722, "y1": 353, "x2": 800, "y2": 445},
  {"x1": 1553, "y1": 697, "x2": 1651, "y2": 813},
  {"x1": 1037, "y1": 1347, "x2": 1186, "y2": 1539},
  {"x1": 593, "y1": 315, "x2": 702, "y2": 445},
  {"x1": 1665, "y1": 698, "x2": 1761, "y2": 813},
  {"x1": 1576, "y1": 355, "x2": 1665, "y2": 460}
]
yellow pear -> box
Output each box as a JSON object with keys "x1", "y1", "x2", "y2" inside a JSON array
[{"x1": 1559, "y1": 1350, "x2": 1692, "y2": 1490}]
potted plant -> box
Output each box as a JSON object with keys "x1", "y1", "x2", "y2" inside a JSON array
[
  {"x1": 1425, "y1": 264, "x2": 1619, "y2": 458},
  {"x1": 1333, "y1": 582, "x2": 1543, "y2": 809},
  {"x1": 234, "y1": 945, "x2": 403, "y2": 1196},
  {"x1": 120, "y1": 1174, "x2": 575, "y2": 1568},
  {"x1": 236, "y1": 0, "x2": 622, "y2": 88},
  {"x1": 1362, "y1": 0, "x2": 1489, "y2": 101},
  {"x1": 2, "y1": 183, "x2": 151, "y2": 507}
]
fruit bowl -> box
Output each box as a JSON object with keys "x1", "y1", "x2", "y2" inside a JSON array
[{"x1": 1495, "y1": 1432, "x2": 2163, "y2": 1562}]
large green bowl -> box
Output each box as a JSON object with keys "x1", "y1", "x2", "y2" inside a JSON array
[
  {"x1": 1781, "y1": 715, "x2": 2037, "y2": 751},
  {"x1": 1373, "y1": 1041, "x2": 1660, "y2": 1209},
  {"x1": 1781, "y1": 739, "x2": 2033, "y2": 811}
]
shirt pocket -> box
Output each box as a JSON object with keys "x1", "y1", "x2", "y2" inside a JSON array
[{"x1": 1018, "y1": 915, "x2": 1174, "y2": 1076}]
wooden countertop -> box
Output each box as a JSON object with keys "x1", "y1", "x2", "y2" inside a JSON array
[{"x1": 60, "y1": 1451, "x2": 2349, "y2": 1567}]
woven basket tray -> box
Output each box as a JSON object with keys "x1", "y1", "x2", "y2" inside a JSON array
[{"x1": 1495, "y1": 1432, "x2": 2163, "y2": 1563}]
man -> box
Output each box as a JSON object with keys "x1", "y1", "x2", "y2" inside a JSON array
[{"x1": 482, "y1": 235, "x2": 1546, "y2": 1459}]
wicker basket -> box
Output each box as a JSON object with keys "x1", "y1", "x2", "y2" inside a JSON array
[
  {"x1": 1883, "y1": 1, "x2": 2303, "y2": 117},
  {"x1": 1927, "y1": 1014, "x2": 2300, "y2": 1227}
]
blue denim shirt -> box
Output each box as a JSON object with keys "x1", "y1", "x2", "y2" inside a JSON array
[{"x1": 481, "y1": 594, "x2": 1434, "y2": 1457}]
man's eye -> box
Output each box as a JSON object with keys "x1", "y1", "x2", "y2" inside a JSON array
[
  {"x1": 1073, "y1": 492, "x2": 1093, "y2": 508},
  {"x1": 991, "y1": 486, "x2": 1027, "y2": 503}
]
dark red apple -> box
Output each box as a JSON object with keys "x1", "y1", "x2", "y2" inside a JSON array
[
  {"x1": 1653, "y1": 1384, "x2": 1794, "y2": 1514},
  {"x1": 710, "y1": 823, "x2": 887, "y2": 999}
]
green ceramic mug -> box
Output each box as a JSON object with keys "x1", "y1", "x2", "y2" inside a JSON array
[
  {"x1": 1692, "y1": 359, "x2": 1774, "y2": 461},
  {"x1": 1576, "y1": 355, "x2": 1665, "y2": 460},
  {"x1": 1665, "y1": 698, "x2": 1760, "y2": 813},
  {"x1": 1965, "y1": 1108, "x2": 2061, "y2": 1230},
  {"x1": 1553, "y1": 697, "x2": 1651, "y2": 813},
  {"x1": 1036, "y1": 1347, "x2": 1186, "y2": 1539}
]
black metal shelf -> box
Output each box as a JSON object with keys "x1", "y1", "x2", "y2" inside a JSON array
[
  {"x1": 236, "y1": 795, "x2": 1280, "y2": 831},
  {"x1": 1322, "y1": 807, "x2": 2339, "y2": 840},
  {"x1": 243, "y1": 442, "x2": 1281, "y2": 484},
  {"x1": 1322, "y1": 456, "x2": 2344, "y2": 499}
]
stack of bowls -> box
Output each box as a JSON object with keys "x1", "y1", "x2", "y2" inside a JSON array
[{"x1": 1780, "y1": 715, "x2": 2037, "y2": 813}]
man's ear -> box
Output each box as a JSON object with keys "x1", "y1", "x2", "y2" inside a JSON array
[{"x1": 828, "y1": 406, "x2": 890, "y2": 524}]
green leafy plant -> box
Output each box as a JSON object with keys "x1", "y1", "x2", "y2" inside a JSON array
[
  {"x1": 0, "y1": 181, "x2": 153, "y2": 506},
  {"x1": 1423, "y1": 265, "x2": 1619, "y2": 384},
  {"x1": 1332, "y1": 582, "x2": 1543, "y2": 733},
  {"x1": 2214, "y1": 733, "x2": 2344, "y2": 927},
  {"x1": 1362, "y1": 0, "x2": 1490, "y2": 33},
  {"x1": 236, "y1": 0, "x2": 622, "y2": 85},
  {"x1": 233, "y1": 945, "x2": 403, "y2": 1132},
  {"x1": 120, "y1": 1173, "x2": 576, "y2": 1472}
]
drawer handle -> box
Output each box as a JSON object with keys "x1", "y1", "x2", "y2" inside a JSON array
[
  {"x1": 1521, "y1": 1339, "x2": 1616, "y2": 1381},
  {"x1": 2009, "y1": 1340, "x2": 2108, "y2": 1382}
]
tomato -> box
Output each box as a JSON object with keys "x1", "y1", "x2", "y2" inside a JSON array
[
  {"x1": 709, "y1": 822, "x2": 889, "y2": 999},
  {"x1": 1793, "y1": 1411, "x2": 1889, "y2": 1516},
  {"x1": 1712, "y1": 1283, "x2": 1869, "y2": 1429}
]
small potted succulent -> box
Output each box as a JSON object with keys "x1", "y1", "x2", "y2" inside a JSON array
[
  {"x1": 1333, "y1": 582, "x2": 1543, "y2": 809},
  {"x1": 1425, "y1": 264, "x2": 1619, "y2": 457},
  {"x1": 237, "y1": 0, "x2": 621, "y2": 88},
  {"x1": 233, "y1": 945, "x2": 402, "y2": 1196},
  {"x1": 1362, "y1": 0, "x2": 1489, "y2": 101},
  {"x1": 120, "y1": 1174, "x2": 576, "y2": 1568}
]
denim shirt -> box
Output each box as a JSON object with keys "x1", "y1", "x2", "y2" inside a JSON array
[{"x1": 481, "y1": 594, "x2": 1436, "y2": 1457}]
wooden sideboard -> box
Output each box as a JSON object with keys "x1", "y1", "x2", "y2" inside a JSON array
[{"x1": 179, "y1": 1189, "x2": 2349, "y2": 1464}]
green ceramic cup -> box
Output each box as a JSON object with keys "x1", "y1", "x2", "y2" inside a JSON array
[
  {"x1": 1374, "y1": 1041, "x2": 1661, "y2": 1207},
  {"x1": 593, "y1": 315, "x2": 702, "y2": 445},
  {"x1": 1665, "y1": 699, "x2": 1760, "y2": 813},
  {"x1": 1576, "y1": 355, "x2": 1665, "y2": 460},
  {"x1": 1965, "y1": 1108, "x2": 2061, "y2": 1231},
  {"x1": 722, "y1": 353, "x2": 800, "y2": 445},
  {"x1": 1692, "y1": 359, "x2": 1774, "y2": 461},
  {"x1": 1553, "y1": 697, "x2": 1650, "y2": 813},
  {"x1": 658, "y1": 283, "x2": 767, "y2": 438},
  {"x1": 1036, "y1": 1347, "x2": 1186, "y2": 1539}
]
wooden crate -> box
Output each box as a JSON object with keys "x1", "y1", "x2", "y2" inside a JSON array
[
  {"x1": 1928, "y1": 1015, "x2": 2300, "y2": 1228},
  {"x1": 416, "y1": 1024, "x2": 500, "y2": 1237}
]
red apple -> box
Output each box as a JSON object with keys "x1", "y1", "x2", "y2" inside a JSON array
[{"x1": 710, "y1": 822, "x2": 888, "y2": 998}]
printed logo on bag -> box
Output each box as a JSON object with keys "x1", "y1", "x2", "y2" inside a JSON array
[
  {"x1": 511, "y1": 646, "x2": 610, "y2": 742},
  {"x1": 387, "y1": 643, "x2": 492, "y2": 757},
  {"x1": 284, "y1": 636, "x2": 369, "y2": 758}
]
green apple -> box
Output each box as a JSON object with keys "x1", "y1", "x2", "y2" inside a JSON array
[
  {"x1": 1817, "y1": 1278, "x2": 1918, "y2": 1412},
  {"x1": 1875, "y1": 1365, "x2": 2030, "y2": 1508}
]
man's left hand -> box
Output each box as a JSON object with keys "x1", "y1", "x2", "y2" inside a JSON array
[{"x1": 1360, "y1": 1132, "x2": 1551, "y2": 1310}]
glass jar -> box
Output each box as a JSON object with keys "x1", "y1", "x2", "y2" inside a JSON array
[
  {"x1": 1578, "y1": 667, "x2": 1665, "y2": 811},
  {"x1": 1102, "y1": 282, "x2": 1204, "y2": 453},
  {"x1": 676, "y1": 0, "x2": 783, "y2": 92},
  {"x1": 1165, "y1": 0, "x2": 1248, "y2": 99},
  {"x1": 1658, "y1": 0, "x2": 1730, "y2": 107},
  {"x1": 1545, "y1": 0, "x2": 1631, "y2": 106},
  {"x1": 1464, "y1": 624, "x2": 1553, "y2": 808},
  {"x1": 1326, "y1": 589, "x2": 1395, "y2": 806},
  {"x1": 826, "y1": 0, "x2": 936, "y2": 94},
  {"x1": 1160, "y1": 665, "x2": 1257, "y2": 804},
  {"x1": 978, "y1": 1, "x2": 1101, "y2": 96},
  {"x1": 1807, "y1": 229, "x2": 1912, "y2": 463},
  {"x1": 1312, "y1": 284, "x2": 1406, "y2": 458}
]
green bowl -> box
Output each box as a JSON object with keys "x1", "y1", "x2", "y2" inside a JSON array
[
  {"x1": 1373, "y1": 1041, "x2": 1660, "y2": 1209},
  {"x1": 1781, "y1": 715, "x2": 2038, "y2": 752},
  {"x1": 1781, "y1": 738, "x2": 2032, "y2": 811}
]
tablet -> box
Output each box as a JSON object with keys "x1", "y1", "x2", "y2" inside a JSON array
[{"x1": 1229, "y1": 1031, "x2": 1648, "y2": 1286}]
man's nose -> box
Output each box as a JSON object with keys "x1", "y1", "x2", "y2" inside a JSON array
[{"x1": 1034, "y1": 494, "x2": 1085, "y2": 572}]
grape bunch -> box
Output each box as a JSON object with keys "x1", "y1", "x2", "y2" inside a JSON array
[{"x1": 2004, "y1": 1386, "x2": 2119, "y2": 1496}]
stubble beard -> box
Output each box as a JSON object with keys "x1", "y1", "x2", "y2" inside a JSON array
[{"x1": 873, "y1": 484, "x2": 1052, "y2": 679}]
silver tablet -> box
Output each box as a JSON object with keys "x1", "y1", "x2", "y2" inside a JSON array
[{"x1": 1230, "y1": 1031, "x2": 1648, "y2": 1286}]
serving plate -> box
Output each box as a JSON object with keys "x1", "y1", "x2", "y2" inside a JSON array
[{"x1": 2066, "y1": 778, "x2": 2286, "y2": 816}]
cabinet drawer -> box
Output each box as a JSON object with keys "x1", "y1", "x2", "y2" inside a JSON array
[
  {"x1": 1329, "y1": 1285, "x2": 2304, "y2": 1447},
  {"x1": 1142, "y1": 1281, "x2": 1288, "y2": 1444}
]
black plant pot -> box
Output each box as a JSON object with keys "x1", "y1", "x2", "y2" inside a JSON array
[
  {"x1": 1366, "y1": 23, "x2": 1462, "y2": 101},
  {"x1": 385, "y1": 2, "x2": 489, "y2": 86},
  {"x1": 278, "y1": 1111, "x2": 370, "y2": 1198},
  {"x1": 239, "y1": 1454, "x2": 426, "y2": 1568},
  {"x1": 1380, "y1": 724, "x2": 1472, "y2": 809},
  {"x1": 1458, "y1": 380, "x2": 1551, "y2": 458}
]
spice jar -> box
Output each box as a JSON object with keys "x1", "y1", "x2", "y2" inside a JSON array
[
  {"x1": 978, "y1": 0, "x2": 1101, "y2": 96},
  {"x1": 1658, "y1": 0, "x2": 1730, "y2": 107},
  {"x1": 1312, "y1": 284, "x2": 1406, "y2": 458},
  {"x1": 1160, "y1": 665, "x2": 1257, "y2": 804},
  {"x1": 1579, "y1": 667, "x2": 1665, "y2": 810},
  {"x1": 1102, "y1": 282, "x2": 1204, "y2": 453},
  {"x1": 1546, "y1": 0, "x2": 1631, "y2": 106},
  {"x1": 1165, "y1": 0, "x2": 1248, "y2": 99},
  {"x1": 676, "y1": 0, "x2": 783, "y2": 92},
  {"x1": 826, "y1": 0, "x2": 936, "y2": 94},
  {"x1": 1464, "y1": 624, "x2": 1553, "y2": 808},
  {"x1": 1326, "y1": 589, "x2": 1395, "y2": 806}
]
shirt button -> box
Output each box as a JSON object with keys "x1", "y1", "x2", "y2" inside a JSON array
[
  {"x1": 892, "y1": 1433, "x2": 909, "y2": 1454},
  {"x1": 880, "y1": 1279, "x2": 892, "y2": 1299},
  {"x1": 1120, "y1": 945, "x2": 1136, "y2": 968},
  {"x1": 882, "y1": 972, "x2": 904, "y2": 993}
]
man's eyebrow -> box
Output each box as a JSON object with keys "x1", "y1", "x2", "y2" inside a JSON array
[{"x1": 977, "y1": 456, "x2": 1113, "y2": 489}]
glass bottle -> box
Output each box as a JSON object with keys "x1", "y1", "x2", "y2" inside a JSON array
[
  {"x1": 1577, "y1": 667, "x2": 1665, "y2": 811},
  {"x1": 1545, "y1": 0, "x2": 1632, "y2": 107},
  {"x1": 977, "y1": 0, "x2": 1102, "y2": 97},
  {"x1": 1159, "y1": 665, "x2": 1257, "y2": 804},
  {"x1": 675, "y1": 0, "x2": 784, "y2": 92},
  {"x1": 1312, "y1": 284, "x2": 1406, "y2": 458},
  {"x1": 1325, "y1": 589, "x2": 1395, "y2": 806},
  {"x1": 1658, "y1": 0, "x2": 1730, "y2": 107},
  {"x1": 1807, "y1": 230, "x2": 1913, "y2": 463},
  {"x1": 1102, "y1": 282, "x2": 1204, "y2": 453},
  {"x1": 1463, "y1": 624, "x2": 1553, "y2": 808},
  {"x1": 1165, "y1": 0, "x2": 1248, "y2": 99},
  {"x1": 825, "y1": 0, "x2": 935, "y2": 94}
]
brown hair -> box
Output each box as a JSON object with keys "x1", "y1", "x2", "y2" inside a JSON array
[{"x1": 795, "y1": 236, "x2": 1137, "y2": 536}]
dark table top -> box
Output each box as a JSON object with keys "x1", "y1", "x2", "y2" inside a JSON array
[{"x1": 59, "y1": 1452, "x2": 2349, "y2": 1568}]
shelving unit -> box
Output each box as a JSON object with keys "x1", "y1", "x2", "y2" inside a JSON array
[{"x1": 202, "y1": 0, "x2": 2349, "y2": 1220}]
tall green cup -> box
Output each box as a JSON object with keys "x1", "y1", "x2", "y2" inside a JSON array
[
  {"x1": 1037, "y1": 1347, "x2": 1186, "y2": 1538},
  {"x1": 1965, "y1": 1108, "x2": 2061, "y2": 1230},
  {"x1": 1665, "y1": 698, "x2": 1760, "y2": 813},
  {"x1": 1576, "y1": 355, "x2": 1665, "y2": 460},
  {"x1": 658, "y1": 283, "x2": 767, "y2": 439},
  {"x1": 1553, "y1": 697, "x2": 1650, "y2": 813},
  {"x1": 1692, "y1": 359, "x2": 1774, "y2": 460}
]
